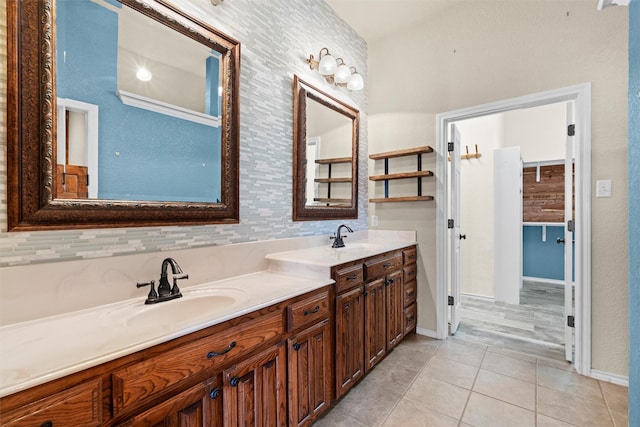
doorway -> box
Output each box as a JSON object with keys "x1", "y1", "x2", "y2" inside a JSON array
[
  {"x1": 435, "y1": 83, "x2": 592, "y2": 376},
  {"x1": 450, "y1": 103, "x2": 572, "y2": 361}
]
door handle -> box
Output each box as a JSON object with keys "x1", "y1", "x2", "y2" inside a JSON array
[
  {"x1": 557, "y1": 237, "x2": 565, "y2": 244},
  {"x1": 459, "y1": 234, "x2": 466, "y2": 240}
]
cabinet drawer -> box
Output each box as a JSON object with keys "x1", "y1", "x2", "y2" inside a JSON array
[
  {"x1": 112, "y1": 311, "x2": 284, "y2": 414},
  {"x1": 403, "y1": 247, "x2": 417, "y2": 265},
  {"x1": 0, "y1": 379, "x2": 102, "y2": 427},
  {"x1": 403, "y1": 264, "x2": 417, "y2": 284},
  {"x1": 403, "y1": 280, "x2": 417, "y2": 307},
  {"x1": 288, "y1": 290, "x2": 330, "y2": 331},
  {"x1": 334, "y1": 264, "x2": 364, "y2": 293},
  {"x1": 403, "y1": 303, "x2": 417, "y2": 335},
  {"x1": 365, "y1": 253, "x2": 402, "y2": 280}
]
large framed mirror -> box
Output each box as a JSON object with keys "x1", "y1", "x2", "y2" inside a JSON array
[
  {"x1": 7, "y1": 0, "x2": 240, "y2": 231},
  {"x1": 292, "y1": 76, "x2": 359, "y2": 221}
]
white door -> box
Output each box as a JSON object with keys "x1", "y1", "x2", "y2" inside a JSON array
[
  {"x1": 564, "y1": 103, "x2": 575, "y2": 362},
  {"x1": 449, "y1": 124, "x2": 462, "y2": 335}
]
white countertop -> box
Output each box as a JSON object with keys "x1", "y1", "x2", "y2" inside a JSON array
[
  {"x1": 0, "y1": 270, "x2": 333, "y2": 398},
  {"x1": 0, "y1": 233, "x2": 416, "y2": 399}
]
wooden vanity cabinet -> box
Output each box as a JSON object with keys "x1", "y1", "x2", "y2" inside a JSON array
[
  {"x1": 364, "y1": 277, "x2": 386, "y2": 372},
  {"x1": 334, "y1": 284, "x2": 365, "y2": 399},
  {"x1": 117, "y1": 377, "x2": 223, "y2": 427},
  {"x1": 222, "y1": 342, "x2": 287, "y2": 427},
  {"x1": 403, "y1": 247, "x2": 418, "y2": 334}
]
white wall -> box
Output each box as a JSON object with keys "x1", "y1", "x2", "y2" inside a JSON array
[{"x1": 368, "y1": 1, "x2": 628, "y2": 376}]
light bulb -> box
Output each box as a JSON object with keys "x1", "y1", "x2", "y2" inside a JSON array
[
  {"x1": 334, "y1": 63, "x2": 351, "y2": 84},
  {"x1": 136, "y1": 68, "x2": 152, "y2": 82},
  {"x1": 318, "y1": 54, "x2": 337, "y2": 75},
  {"x1": 347, "y1": 71, "x2": 364, "y2": 91}
]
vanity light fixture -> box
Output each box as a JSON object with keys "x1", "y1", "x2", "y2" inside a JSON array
[
  {"x1": 136, "y1": 67, "x2": 152, "y2": 82},
  {"x1": 306, "y1": 47, "x2": 364, "y2": 91}
]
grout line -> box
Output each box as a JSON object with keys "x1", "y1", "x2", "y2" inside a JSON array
[
  {"x1": 598, "y1": 380, "x2": 618, "y2": 427},
  {"x1": 456, "y1": 345, "x2": 488, "y2": 426}
]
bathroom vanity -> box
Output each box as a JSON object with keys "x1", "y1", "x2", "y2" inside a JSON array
[{"x1": 0, "y1": 235, "x2": 418, "y2": 426}]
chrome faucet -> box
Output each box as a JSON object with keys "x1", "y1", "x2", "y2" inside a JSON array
[
  {"x1": 331, "y1": 224, "x2": 353, "y2": 248},
  {"x1": 136, "y1": 258, "x2": 188, "y2": 304}
]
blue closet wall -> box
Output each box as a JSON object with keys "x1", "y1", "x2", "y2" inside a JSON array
[
  {"x1": 56, "y1": 0, "x2": 221, "y2": 202},
  {"x1": 523, "y1": 225, "x2": 574, "y2": 281}
]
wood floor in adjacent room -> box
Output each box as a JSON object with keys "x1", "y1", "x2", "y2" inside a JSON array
[{"x1": 456, "y1": 280, "x2": 567, "y2": 361}]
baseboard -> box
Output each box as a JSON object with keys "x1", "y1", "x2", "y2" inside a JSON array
[
  {"x1": 522, "y1": 276, "x2": 566, "y2": 286},
  {"x1": 461, "y1": 292, "x2": 495, "y2": 301},
  {"x1": 590, "y1": 369, "x2": 629, "y2": 387},
  {"x1": 416, "y1": 327, "x2": 439, "y2": 339}
]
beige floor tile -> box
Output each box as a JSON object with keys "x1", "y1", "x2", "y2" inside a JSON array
[
  {"x1": 486, "y1": 346, "x2": 538, "y2": 363},
  {"x1": 537, "y1": 386, "x2": 613, "y2": 426},
  {"x1": 436, "y1": 340, "x2": 487, "y2": 367},
  {"x1": 381, "y1": 398, "x2": 458, "y2": 427},
  {"x1": 333, "y1": 374, "x2": 401, "y2": 426},
  {"x1": 536, "y1": 414, "x2": 577, "y2": 426},
  {"x1": 537, "y1": 364, "x2": 604, "y2": 402},
  {"x1": 481, "y1": 350, "x2": 536, "y2": 383},
  {"x1": 611, "y1": 409, "x2": 629, "y2": 427},
  {"x1": 461, "y1": 392, "x2": 535, "y2": 427},
  {"x1": 314, "y1": 406, "x2": 368, "y2": 427},
  {"x1": 473, "y1": 369, "x2": 535, "y2": 410},
  {"x1": 404, "y1": 375, "x2": 470, "y2": 420},
  {"x1": 536, "y1": 354, "x2": 575, "y2": 371},
  {"x1": 600, "y1": 381, "x2": 629, "y2": 414},
  {"x1": 421, "y1": 354, "x2": 480, "y2": 389},
  {"x1": 366, "y1": 359, "x2": 423, "y2": 395},
  {"x1": 379, "y1": 343, "x2": 434, "y2": 372}
]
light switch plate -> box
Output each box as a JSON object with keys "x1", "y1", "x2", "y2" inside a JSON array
[{"x1": 596, "y1": 179, "x2": 612, "y2": 198}]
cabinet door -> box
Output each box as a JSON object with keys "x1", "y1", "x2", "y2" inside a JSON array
[
  {"x1": 385, "y1": 270, "x2": 404, "y2": 350},
  {"x1": 335, "y1": 285, "x2": 364, "y2": 399},
  {"x1": 288, "y1": 319, "x2": 332, "y2": 427},
  {"x1": 223, "y1": 342, "x2": 287, "y2": 427},
  {"x1": 364, "y1": 278, "x2": 386, "y2": 372},
  {"x1": 117, "y1": 378, "x2": 222, "y2": 427}
]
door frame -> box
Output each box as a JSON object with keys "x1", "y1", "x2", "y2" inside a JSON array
[{"x1": 435, "y1": 83, "x2": 592, "y2": 376}]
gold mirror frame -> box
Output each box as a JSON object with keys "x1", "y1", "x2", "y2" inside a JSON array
[
  {"x1": 7, "y1": 0, "x2": 241, "y2": 231},
  {"x1": 292, "y1": 75, "x2": 359, "y2": 221}
]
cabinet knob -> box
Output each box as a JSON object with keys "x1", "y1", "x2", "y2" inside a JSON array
[
  {"x1": 40, "y1": 422, "x2": 53, "y2": 427},
  {"x1": 209, "y1": 387, "x2": 222, "y2": 399},
  {"x1": 230, "y1": 376, "x2": 240, "y2": 387},
  {"x1": 293, "y1": 342, "x2": 301, "y2": 351}
]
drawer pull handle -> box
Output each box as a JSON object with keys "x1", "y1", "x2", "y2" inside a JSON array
[
  {"x1": 303, "y1": 305, "x2": 320, "y2": 315},
  {"x1": 40, "y1": 422, "x2": 53, "y2": 427},
  {"x1": 293, "y1": 342, "x2": 301, "y2": 351},
  {"x1": 207, "y1": 341, "x2": 236, "y2": 358},
  {"x1": 407, "y1": 291, "x2": 415, "y2": 298},
  {"x1": 209, "y1": 387, "x2": 222, "y2": 399},
  {"x1": 383, "y1": 263, "x2": 392, "y2": 269},
  {"x1": 407, "y1": 316, "x2": 415, "y2": 322},
  {"x1": 230, "y1": 376, "x2": 240, "y2": 387},
  {"x1": 346, "y1": 274, "x2": 358, "y2": 280},
  {"x1": 408, "y1": 254, "x2": 415, "y2": 259}
]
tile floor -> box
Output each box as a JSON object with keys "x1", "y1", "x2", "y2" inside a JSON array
[{"x1": 315, "y1": 334, "x2": 629, "y2": 426}]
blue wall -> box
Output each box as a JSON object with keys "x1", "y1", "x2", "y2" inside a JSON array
[
  {"x1": 522, "y1": 225, "x2": 574, "y2": 281},
  {"x1": 628, "y1": 1, "x2": 639, "y2": 424},
  {"x1": 56, "y1": 0, "x2": 221, "y2": 202}
]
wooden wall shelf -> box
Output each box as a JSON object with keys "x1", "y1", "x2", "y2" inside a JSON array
[
  {"x1": 368, "y1": 146, "x2": 435, "y2": 203},
  {"x1": 313, "y1": 158, "x2": 353, "y2": 204},
  {"x1": 316, "y1": 157, "x2": 352, "y2": 164}
]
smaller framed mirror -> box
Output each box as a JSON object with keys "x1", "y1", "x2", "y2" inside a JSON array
[{"x1": 292, "y1": 76, "x2": 359, "y2": 221}]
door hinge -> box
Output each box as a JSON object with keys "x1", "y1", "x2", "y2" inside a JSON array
[
  {"x1": 567, "y1": 220, "x2": 575, "y2": 232},
  {"x1": 448, "y1": 219, "x2": 454, "y2": 229},
  {"x1": 448, "y1": 142, "x2": 454, "y2": 152},
  {"x1": 86, "y1": 174, "x2": 90, "y2": 186},
  {"x1": 567, "y1": 315, "x2": 575, "y2": 328},
  {"x1": 448, "y1": 296, "x2": 454, "y2": 306},
  {"x1": 568, "y1": 124, "x2": 575, "y2": 136}
]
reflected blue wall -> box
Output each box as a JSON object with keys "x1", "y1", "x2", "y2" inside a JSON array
[
  {"x1": 523, "y1": 225, "x2": 574, "y2": 281},
  {"x1": 56, "y1": 0, "x2": 221, "y2": 202}
]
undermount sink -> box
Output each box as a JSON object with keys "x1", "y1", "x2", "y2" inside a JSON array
[{"x1": 123, "y1": 288, "x2": 246, "y2": 327}]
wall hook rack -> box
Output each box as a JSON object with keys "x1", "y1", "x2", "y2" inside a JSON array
[{"x1": 461, "y1": 144, "x2": 482, "y2": 160}]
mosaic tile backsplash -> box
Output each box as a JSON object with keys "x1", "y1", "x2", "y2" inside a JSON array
[{"x1": 0, "y1": 0, "x2": 368, "y2": 267}]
